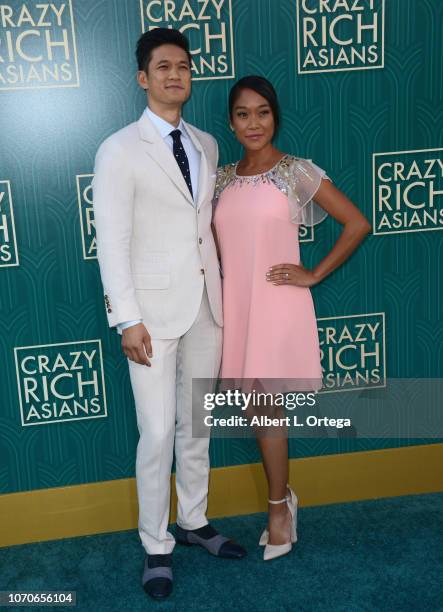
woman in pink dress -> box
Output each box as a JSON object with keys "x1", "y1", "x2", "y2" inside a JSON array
[{"x1": 212, "y1": 76, "x2": 371, "y2": 561}]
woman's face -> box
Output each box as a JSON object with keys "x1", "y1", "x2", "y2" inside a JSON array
[{"x1": 230, "y1": 88, "x2": 275, "y2": 151}]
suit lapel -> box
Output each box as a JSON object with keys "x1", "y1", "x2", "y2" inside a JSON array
[
  {"x1": 182, "y1": 120, "x2": 210, "y2": 209},
  {"x1": 137, "y1": 113, "x2": 194, "y2": 205}
]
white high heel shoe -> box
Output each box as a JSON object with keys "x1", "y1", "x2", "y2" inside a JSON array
[{"x1": 260, "y1": 486, "x2": 298, "y2": 561}]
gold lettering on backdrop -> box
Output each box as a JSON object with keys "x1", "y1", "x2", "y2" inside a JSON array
[
  {"x1": 145, "y1": 0, "x2": 225, "y2": 22},
  {"x1": 317, "y1": 314, "x2": 386, "y2": 392},
  {"x1": 142, "y1": 0, "x2": 235, "y2": 79},
  {"x1": 301, "y1": 0, "x2": 375, "y2": 14},
  {"x1": 0, "y1": 180, "x2": 19, "y2": 266},
  {"x1": 0, "y1": 1, "x2": 79, "y2": 89},
  {"x1": 82, "y1": 184, "x2": 96, "y2": 252},
  {"x1": 303, "y1": 13, "x2": 378, "y2": 46},
  {"x1": 76, "y1": 175, "x2": 96, "y2": 260},
  {"x1": 297, "y1": 0, "x2": 384, "y2": 73},
  {"x1": 15, "y1": 341, "x2": 107, "y2": 426},
  {"x1": 373, "y1": 150, "x2": 443, "y2": 235},
  {"x1": 0, "y1": 3, "x2": 66, "y2": 28}
]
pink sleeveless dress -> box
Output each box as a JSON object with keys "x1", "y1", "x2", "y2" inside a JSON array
[{"x1": 213, "y1": 155, "x2": 331, "y2": 392}]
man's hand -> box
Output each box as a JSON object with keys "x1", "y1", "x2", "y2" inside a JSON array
[{"x1": 122, "y1": 323, "x2": 153, "y2": 366}]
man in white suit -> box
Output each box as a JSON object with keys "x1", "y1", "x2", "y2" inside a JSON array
[{"x1": 93, "y1": 28, "x2": 246, "y2": 600}]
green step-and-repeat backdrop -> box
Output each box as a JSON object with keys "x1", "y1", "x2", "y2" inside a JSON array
[{"x1": 0, "y1": 0, "x2": 442, "y2": 495}]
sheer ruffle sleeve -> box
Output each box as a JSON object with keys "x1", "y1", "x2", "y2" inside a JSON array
[
  {"x1": 286, "y1": 158, "x2": 331, "y2": 226},
  {"x1": 212, "y1": 156, "x2": 331, "y2": 227}
]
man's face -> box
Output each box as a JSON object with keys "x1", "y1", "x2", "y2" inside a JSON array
[{"x1": 138, "y1": 44, "x2": 192, "y2": 108}]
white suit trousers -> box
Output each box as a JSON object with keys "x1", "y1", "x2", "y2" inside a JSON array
[{"x1": 128, "y1": 287, "x2": 222, "y2": 555}]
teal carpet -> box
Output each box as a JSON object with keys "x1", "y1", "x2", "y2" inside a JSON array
[{"x1": 1, "y1": 493, "x2": 442, "y2": 611}]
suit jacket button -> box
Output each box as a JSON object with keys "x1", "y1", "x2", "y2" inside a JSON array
[
  {"x1": 107, "y1": 309, "x2": 112, "y2": 314},
  {"x1": 200, "y1": 268, "x2": 205, "y2": 275},
  {"x1": 199, "y1": 238, "x2": 203, "y2": 244}
]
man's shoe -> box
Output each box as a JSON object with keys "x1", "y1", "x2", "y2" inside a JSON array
[
  {"x1": 142, "y1": 554, "x2": 173, "y2": 600},
  {"x1": 175, "y1": 524, "x2": 246, "y2": 559}
]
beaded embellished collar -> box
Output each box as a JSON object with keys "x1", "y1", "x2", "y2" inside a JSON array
[
  {"x1": 214, "y1": 154, "x2": 298, "y2": 201},
  {"x1": 213, "y1": 154, "x2": 329, "y2": 227}
]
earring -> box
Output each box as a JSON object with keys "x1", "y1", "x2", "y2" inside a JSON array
[{"x1": 230, "y1": 125, "x2": 235, "y2": 132}]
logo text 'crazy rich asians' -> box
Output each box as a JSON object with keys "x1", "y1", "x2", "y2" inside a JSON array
[
  {"x1": 140, "y1": 0, "x2": 235, "y2": 80},
  {"x1": 317, "y1": 312, "x2": 386, "y2": 393},
  {"x1": 296, "y1": 0, "x2": 384, "y2": 74},
  {"x1": 76, "y1": 174, "x2": 96, "y2": 260},
  {"x1": 0, "y1": 180, "x2": 19, "y2": 266},
  {"x1": 0, "y1": 1, "x2": 80, "y2": 90},
  {"x1": 373, "y1": 148, "x2": 443, "y2": 236},
  {"x1": 15, "y1": 340, "x2": 107, "y2": 426}
]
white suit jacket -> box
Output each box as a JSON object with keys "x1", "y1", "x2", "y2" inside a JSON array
[{"x1": 92, "y1": 112, "x2": 223, "y2": 339}]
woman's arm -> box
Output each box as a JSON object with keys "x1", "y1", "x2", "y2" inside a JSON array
[
  {"x1": 311, "y1": 179, "x2": 371, "y2": 283},
  {"x1": 267, "y1": 179, "x2": 371, "y2": 287}
]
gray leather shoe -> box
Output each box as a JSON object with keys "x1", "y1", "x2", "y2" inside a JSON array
[
  {"x1": 175, "y1": 524, "x2": 246, "y2": 559},
  {"x1": 142, "y1": 554, "x2": 173, "y2": 599}
]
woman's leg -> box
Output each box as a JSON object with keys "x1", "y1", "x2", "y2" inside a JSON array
[
  {"x1": 248, "y1": 383, "x2": 292, "y2": 545},
  {"x1": 256, "y1": 434, "x2": 292, "y2": 545}
]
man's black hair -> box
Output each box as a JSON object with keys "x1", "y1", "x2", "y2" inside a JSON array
[{"x1": 136, "y1": 28, "x2": 192, "y2": 72}]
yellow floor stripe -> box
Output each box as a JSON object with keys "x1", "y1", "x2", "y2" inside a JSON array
[{"x1": 1, "y1": 444, "x2": 442, "y2": 548}]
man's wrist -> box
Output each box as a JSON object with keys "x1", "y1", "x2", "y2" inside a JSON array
[{"x1": 118, "y1": 319, "x2": 143, "y2": 332}]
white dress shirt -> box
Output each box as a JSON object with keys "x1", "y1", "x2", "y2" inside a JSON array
[{"x1": 118, "y1": 107, "x2": 201, "y2": 332}]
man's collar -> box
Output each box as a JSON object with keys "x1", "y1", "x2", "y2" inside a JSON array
[{"x1": 145, "y1": 106, "x2": 188, "y2": 140}]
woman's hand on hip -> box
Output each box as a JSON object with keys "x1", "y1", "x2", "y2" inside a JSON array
[{"x1": 266, "y1": 263, "x2": 319, "y2": 288}]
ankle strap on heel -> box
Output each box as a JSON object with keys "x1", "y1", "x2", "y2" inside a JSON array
[{"x1": 268, "y1": 496, "x2": 289, "y2": 505}]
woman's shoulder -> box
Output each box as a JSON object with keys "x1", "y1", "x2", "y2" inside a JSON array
[
  {"x1": 215, "y1": 162, "x2": 237, "y2": 198},
  {"x1": 216, "y1": 162, "x2": 237, "y2": 178},
  {"x1": 279, "y1": 154, "x2": 311, "y2": 169},
  {"x1": 278, "y1": 155, "x2": 329, "y2": 182},
  {"x1": 274, "y1": 154, "x2": 309, "y2": 183}
]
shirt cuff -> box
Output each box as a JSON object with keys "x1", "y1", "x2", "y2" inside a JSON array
[{"x1": 118, "y1": 319, "x2": 142, "y2": 331}]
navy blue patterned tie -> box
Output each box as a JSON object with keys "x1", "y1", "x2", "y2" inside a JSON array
[{"x1": 170, "y1": 129, "x2": 193, "y2": 198}]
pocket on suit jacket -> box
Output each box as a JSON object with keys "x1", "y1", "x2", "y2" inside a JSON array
[
  {"x1": 133, "y1": 251, "x2": 169, "y2": 274},
  {"x1": 132, "y1": 273, "x2": 170, "y2": 290},
  {"x1": 132, "y1": 251, "x2": 170, "y2": 289}
]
